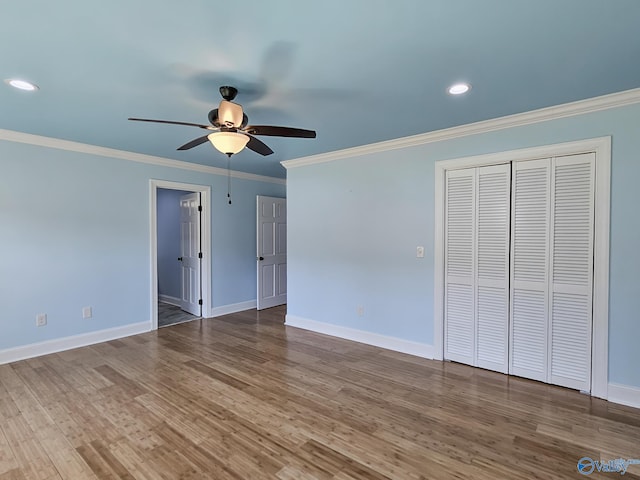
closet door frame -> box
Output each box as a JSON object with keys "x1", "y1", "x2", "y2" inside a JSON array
[{"x1": 434, "y1": 136, "x2": 611, "y2": 399}]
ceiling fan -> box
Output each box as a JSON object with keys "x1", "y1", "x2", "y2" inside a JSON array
[{"x1": 128, "y1": 86, "x2": 316, "y2": 157}]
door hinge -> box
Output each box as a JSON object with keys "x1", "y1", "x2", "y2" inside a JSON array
[
  {"x1": 198, "y1": 205, "x2": 202, "y2": 212},
  {"x1": 198, "y1": 252, "x2": 203, "y2": 259},
  {"x1": 198, "y1": 299, "x2": 203, "y2": 305}
]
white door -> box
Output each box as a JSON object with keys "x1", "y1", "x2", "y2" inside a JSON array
[
  {"x1": 444, "y1": 165, "x2": 511, "y2": 373},
  {"x1": 548, "y1": 154, "x2": 595, "y2": 391},
  {"x1": 476, "y1": 164, "x2": 511, "y2": 374},
  {"x1": 444, "y1": 157, "x2": 595, "y2": 388},
  {"x1": 509, "y1": 159, "x2": 551, "y2": 383},
  {"x1": 257, "y1": 196, "x2": 287, "y2": 310},
  {"x1": 509, "y1": 154, "x2": 595, "y2": 391},
  {"x1": 179, "y1": 192, "x2": 202, "y2": 316},
  {"x1": 444, "y1": 168, "x2": 476, "y2": 366}
]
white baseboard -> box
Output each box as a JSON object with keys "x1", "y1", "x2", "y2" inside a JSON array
[
  {"x1": 159, "y1": 294, "x2": 181, "y2": 307},
  {"x1": 285, "y1": 315, "x2": 435, "y2": 359},
  {"x1": 608, "y1": 383, "x2": 640, "y2": 409},
  {"x1": 0, "y1": 321, "x2": 152, "y2": 365},
  {"x1": 210, "y1": 300, "x2": 257, "y2": 318}
]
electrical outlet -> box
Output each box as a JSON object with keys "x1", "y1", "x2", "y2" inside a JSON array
[
  {"x1": 357, "y1": 305, "x2": 364, "y2": 317},
  {"x1": 416, "y1": 246, "x2": 425, "y2": 258},
  {"x1": 82, "y1": 306, "x2": 92, "y2": 319},
  {"x1": 36, "y1": 313, "x2": 47, "y2": 327}
]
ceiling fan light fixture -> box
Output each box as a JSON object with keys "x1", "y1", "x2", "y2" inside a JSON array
[
  {"x1": 208, "y1": 132, "x2": 249, "y2": 155},
  {"x1": 218, "y1": 100, "x2": 243, "y2": 127},
  {"x1": 5, "y1": 78, "x2": 39, "y2": 91}
]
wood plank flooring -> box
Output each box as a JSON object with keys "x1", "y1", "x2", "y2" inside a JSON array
[
  {"x1": 157, "y1": 302, "x2": 199, "y2": 328},
  {"x1": 1, "y1": 306, "x2": 639, "y2": 479}
]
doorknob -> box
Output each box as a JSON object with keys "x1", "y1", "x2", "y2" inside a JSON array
[
  {"x1": 178, "y1": 257, "x2": 183, "y2": 261},
  {"x1": 258, "y1": 256, "x2": 264, "y2": 261}
]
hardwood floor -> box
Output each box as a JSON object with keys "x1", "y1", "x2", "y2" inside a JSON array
[
  {"x1": 1, "y1": 306, "x2": 639, "y2": 479},
  {"x1": 157, "y1": 302, "x2": 199, "y2": 328}
]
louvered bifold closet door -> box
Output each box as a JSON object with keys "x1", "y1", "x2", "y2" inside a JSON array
[
  {"x1": 445, "y1": 165, "x2": 511, "y2": 371},
  {"x1": 444, "y1": 168, "x2": 476, "y2": 365},
  {"x1": 549, "y1": 153, "x2": 595, "y2": 391},
  {"x1": 509, "y1": 159, "x2": 551, "y2": 383},
  {"x1": 510, "y1": 155, "x2": 595, "y2": 389},
  {"x1": 476, "y1": 164, "x2": 511, "y2": 373}
]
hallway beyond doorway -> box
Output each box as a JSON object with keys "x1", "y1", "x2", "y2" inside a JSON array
[{"x1": 158, "y1": 301, "x2": 200, "y2": 328}]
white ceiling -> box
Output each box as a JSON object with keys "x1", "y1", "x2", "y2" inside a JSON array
[{"x1": 2, "y1": 0, "x2": 639, "y2": 178}]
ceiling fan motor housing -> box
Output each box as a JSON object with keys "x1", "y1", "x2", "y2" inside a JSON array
[
  {"x1": 217, "y1": 100, "x2": 244, "y2": 128},
  {"x1": 208, "y1": 108, "x2": 248, "y2": 129}
]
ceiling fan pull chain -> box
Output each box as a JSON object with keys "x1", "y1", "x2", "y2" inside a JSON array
[{"x1": 227, "y1": 155, "x2": 232, "y2": 205}]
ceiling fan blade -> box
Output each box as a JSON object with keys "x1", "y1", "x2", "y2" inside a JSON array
[
  {"x1": 244, "y1": 125, "x2": 316, "y2": 138},
  {"x1": 128, "y1": 118, "x2": 212, "y2": 130},
  {"x1": 177, "y1": 135, "x2": 210, "y2": 151},
  {"x1": 245, "y1": 134, "x2": 274, "y2": 156}
]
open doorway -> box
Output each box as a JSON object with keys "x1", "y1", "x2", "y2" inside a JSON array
[
  {"x1": 157, "y1": 189, "x2": 200, "y2": 327},
  {"x1": 150, "y1": 180, "x2": 211, "y2": 329}
]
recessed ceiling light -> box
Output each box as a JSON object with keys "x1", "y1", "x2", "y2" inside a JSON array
[
  {"x1": 448, "y1": 83, "x2": 471, "y2": 95},
  {"x1": 5, "y1": 79, "x2": 39, "y2": 91}
]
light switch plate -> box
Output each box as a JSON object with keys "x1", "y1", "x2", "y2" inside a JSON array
[{"x1": 416, "y1": 246, "x2": 425, "y2": 258}]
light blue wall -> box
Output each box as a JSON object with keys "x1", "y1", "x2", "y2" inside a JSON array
[
  {"x1": 157, "y1": 188, "x2": 189, "y2": 300},
  {"x1": 287, "y1": 102, "x2": 640, "y2": 389},
  {"x1": 0, "y1": 140, "x2": 284, "y2": 351}
]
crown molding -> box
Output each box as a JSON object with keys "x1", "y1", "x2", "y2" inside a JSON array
[
  {"x1": 0, "y1": 129, "x2": 286, "y2": 185},
  {"x1": 282, "y1": 87, "x2": 640, "y2": 170}
]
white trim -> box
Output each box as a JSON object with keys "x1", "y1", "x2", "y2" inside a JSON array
[
  {"x1": 282, "y1": 88, "x2": 640, "y2": 170},
  {"x1": 608, "y1": 383, "x2": 640, "y2": 409},
  {"x1": 210, "y1": 300, "x2": 257, "y2": 317},
  {"x1": 159, "y1": 294, "x2": 181, "y2": 307},
  {"x1": 591, "y1": 137, "x2": 611, "y2": 399},
  {"x1": 285, "y1": 315, "x2": 435, "y2": 359},
  {"x1": 435, "y1": 136, "x2": 610, "y2": 172},
  {"x1": 433, "y1": 165, "x2": 445, "y2": 361},
  {"x1": 0, "y1": 128, "x2": 285, "y2": 185},
  {"x1": 150, "y1": 180, "x2": 212, "y2": 330},
  {"x1": 434, "y1": 136, "x2": 610, "y2": 397},
  {"x1": 0, "y1": 322, "x2": 151, "y2": 365}
]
